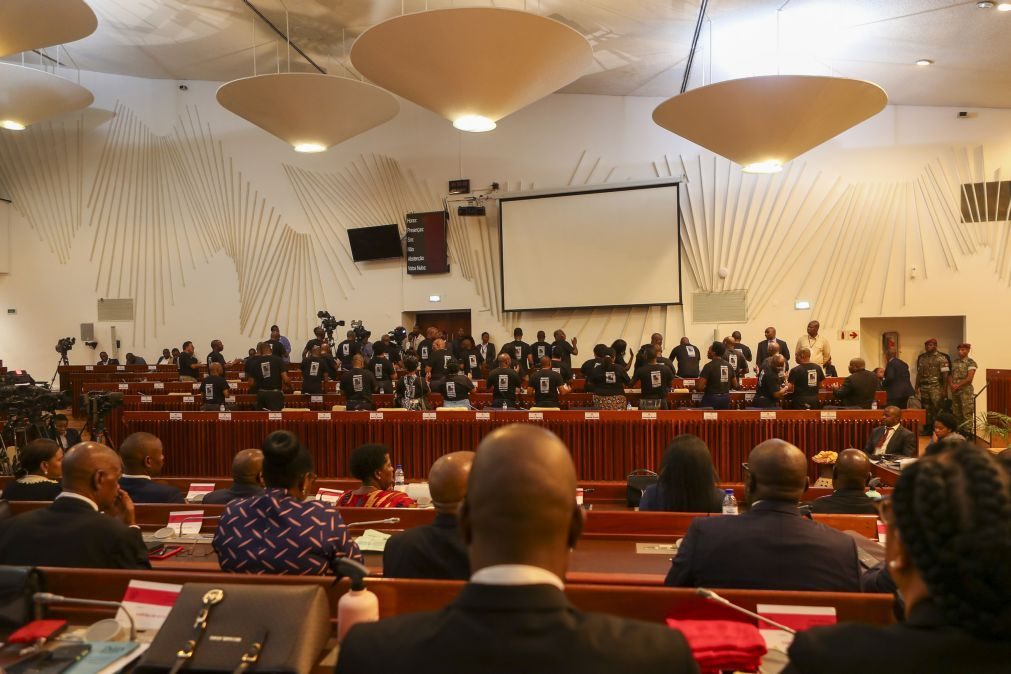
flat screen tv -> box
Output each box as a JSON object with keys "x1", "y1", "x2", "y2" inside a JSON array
[{"x1": 347, "y1": 224, "x2": 403, "y2": 261}]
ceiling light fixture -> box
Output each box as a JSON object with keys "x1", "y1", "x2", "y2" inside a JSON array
[
  {"x1": 915, "y1": 59, "x2": 934, "y2": 66},
  {"x1": 351, "y1": 8, "x2": 592, "y2": 131},
  {"x1": 976, "y1": 1, "x2": 995, "y2": 8},
  {"x1": 653, "y1": 75, "x2": 887, "y2": 171},
  {"x1": 217, "y1": 73, "x2": 399, "y2": 153},
  {"x1": 794, "y1": 300, "x2": 812, "y2": 310},
  {"x1": 0, "y1": 0, "x2": 97, "y2": 58},
  {"x1": 0, "y1": 120, "x2": 26, "y2": 131},
  {"x1": 0, "y1": 64, "x2": 94, "y2": 131},
  {"x1": 743, "y1": 160, "x2": 783, "y2": 174},
  {"x1": 997, "y1": 3, "x2": 1011, "y2": 11}
]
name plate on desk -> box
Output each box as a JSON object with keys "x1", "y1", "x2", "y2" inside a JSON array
[
  {"x1": 192, "y1": 383, "x2": 200, "y2": 390},
  {"x1": 116, "y1": 366, "x2": 125, "y2": 371},
  {"x1": 476, "y1": 411, "x2": 490, "y2": 420},
  {"x1": 635, "y1": 542, "x2": 678, "y2": 555},
  {"x1": 268, "y1": 412, "x2": 282, "y2": 420},
  {"x1": 528, "y1": 412, "x2": 543, "y2": 420},
  {"x1": 118, "y1": 383, "x2": 129, "y2": 390},
  {"x1": 141, "y1": 395, "x2": 152, "y2": 403},
  {"x1": 225, "y1": 397, "x2": 235, "y2": 404},
  {"x1": 169, "y1": 412, "x2": 182, "y2": 420},
  {"x1": 584, "y1": 412, "x2": 599, "y2": 420},
  {"x1": 820, "y1": 410, "x2": 838, "y2": 420},
  {"x1": 745, "y1": 392, "x2": 755, "y2": 401},
  {"x1": 641, "y1": 412, "x2": 657, "y2": 420},
  {"x1": 154, "y1": 383, "x2": 164, "y2": 390},
  {"x1": 760, "y1": 411, "x2": 777, "y2": 420},
  {"x1": 317, "y1": 412, "x2": 331, "y2": 420},
  {"x1": 218, "y1": 413, "x2": 231, "y2": 420},
  {"x1": 183, "y1": 396, "x2": 194, "y2": 403},
  {"x1": 148, "y1": 365, "x2": 156, "y2": 371},
  {"x1": 85, "y1": 366, "x2": 94, "y2": 371},
  {"x1": 683, "y1": 379, "x2": 695, "y2": 387},
  {"x1": 703, "y1": 411, "x2": 718, "y2": 420},
  {"x1": 369, "y1": 412, "x2": 384, "y2": 420},
  {"x1": 311, "y1": 395, "x2": 323, "y2": 403},
  {"x1": 691, "y1": 393, "x2": 703, "y2": 402},
  {"x1": 422, "y1": 412, "x2": 437, "y2": 420}
]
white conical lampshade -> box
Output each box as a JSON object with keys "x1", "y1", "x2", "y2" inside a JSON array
[
  {"x1": 0, "y1": 63, "x2": 94, "y2": 130},
  {"x1": 0, "y1": 0, "x2": 97, "y2": 58}
]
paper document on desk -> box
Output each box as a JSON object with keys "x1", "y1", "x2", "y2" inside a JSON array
[
  {"x1": 118, "y1": 580, "x2": 182, "y2": 631},
  {"x1": 635, "y1": 542, "x2": 678, "y2": 555},
  {"x1": 185, "y1": 483, "x2": 215, "y2": 502},
  {"x1": 315, "y1": 488, "x2": 344, "y2": 504},
  {"x1": 167, "y1": 510, "x2": 204, "y2": 535},
  {"x1": 65, "y1": 641, "x2": 145, "y2": 674},
  {"x1": 355, "y1": 529, "x2": 392, "y2": 552}
]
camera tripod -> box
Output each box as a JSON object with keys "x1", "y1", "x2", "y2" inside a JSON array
[{"x1": 50, "y1": 352, "x2": 70, "y2": 388}]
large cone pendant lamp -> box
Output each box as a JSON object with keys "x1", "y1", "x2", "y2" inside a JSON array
[
  {"x1": 351, "y1": 7, "x2": 593, "y2": 132},
  {"x1": 0, "y1": 63, "x2": 94, "y2": 131},
  {"x1": 652, "y1": 75, "x2": 887, "y2": 172},
  {"x1": 0, "y1": 0, "x2": 97, "y2": 58},
  {"x1": 216, "y1": 73, "x2": 399, "y2": 152}
]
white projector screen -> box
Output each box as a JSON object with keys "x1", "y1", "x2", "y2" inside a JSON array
[{"x1": 499, "y1": 183, "x2": 682, "y2": 311}]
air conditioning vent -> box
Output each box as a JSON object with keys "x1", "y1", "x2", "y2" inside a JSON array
[
  {"x1": 97, "y1": 298, "x2": 134, "y2": 322},
  {"x1": 693, "y1": 290, "x2": 747, "y2": 323}
]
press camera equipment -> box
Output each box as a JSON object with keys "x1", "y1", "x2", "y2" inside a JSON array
[
  {"x1": 80, "y1": 391, "x2": 124, "y2": 447},
  {"x1": 350, "y1": 320, "x2": 370, "y2": 343},
  {"x1": 0, "y1": 382, "x2": 70, "y2": 476},
  {"x1": 316, "y1": 310, "x2": 346, "y2": 348},
  {"x1": 387, "y1": 326, "x2": 408, "y2": 347},
  {"x1": 55, "y1": 337, "x2": 75, "y2": 363}
]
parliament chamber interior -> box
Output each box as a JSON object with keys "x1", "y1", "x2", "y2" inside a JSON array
[{"x1": 1, "y1": 1, "x2": 1011, "y2": 672}]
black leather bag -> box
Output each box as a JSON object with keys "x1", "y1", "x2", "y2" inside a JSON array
[
  {"x1": 135, "y1": 583, "x2": 330, "y2": 674},
  {"x1": 0, "y1": 566, "x2": 45, "y2": 639},
  {"x1": 626, "y1": 469, "x2": 659, "y2": 507}
]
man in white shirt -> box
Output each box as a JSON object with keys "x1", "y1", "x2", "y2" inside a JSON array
[
  {"x1": 337, "y1": 424, "x2": 700, "y2": 674},
  {"x1": 796, "y1": 320, "x2": 832, "y2": 368},
  {"x1": 863, "y1": 406, "x2": 917, "y2": 457}
]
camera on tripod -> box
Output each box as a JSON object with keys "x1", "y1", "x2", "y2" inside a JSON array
[
  {"x1": 387, "y1": 326, "x2": 408, "y2": 347},
  {"x1": 55, "y1": 337, "x2": 76, "y2": 355},
  {"x1": 0, "y1": 384, "x2": 69, "y2": 419},
  {"x1": 81, "y1": 391, "x2": 124, "y2": 419},
  {"x1": 350, "y1": 320, "x2": 371, "y2": 342}
]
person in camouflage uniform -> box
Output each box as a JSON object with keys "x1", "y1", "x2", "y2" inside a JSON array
[
  {"x1": 950, "y1": 343, "x2": 978, "y2": 435},
  {"x1": 916, "y1": 338, "x2": 951, "y2": 436}
]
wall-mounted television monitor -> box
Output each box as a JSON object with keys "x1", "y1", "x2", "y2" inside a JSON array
[{"x1": 347, "y1": 224, "x2": 403, "y2": 261}]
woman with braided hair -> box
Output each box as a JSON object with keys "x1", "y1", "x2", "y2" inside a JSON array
[{"x1": 784, "y1": 439, "x2": 1011, "y2": 673}]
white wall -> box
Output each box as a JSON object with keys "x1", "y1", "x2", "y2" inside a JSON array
[{"x1": 1, "y1": 69, "x2": 1011, "y2": 414}]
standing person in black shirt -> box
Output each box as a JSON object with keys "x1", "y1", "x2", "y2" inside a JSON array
[
  {"x1": 529, "y1": 357, "x2": 569, "y2": 408},
  {"x1": 548, "y1": 350, "x2": 573, "y2": 383},
  {"x1": 487, "y1": 354, "x2": 523, "y2": 409},
  {"x1": 371, "y1": 343, "x2": 397, "y2": 393},
  {"x1": 201, "y1": 362, "x2": 231, "y2": 411},
  {"x1": 789, "y1": 348, "x2": 825, "y2": 409},
  {"x1": 266, "y1": 326, "x2": 287, "y2": 360},
  {"x1": 426, "y1": 339, "x2": 453, "y2": 387},
  {"x1": 449, "y1": 328, "x2": 467, "y2": 357},
  {"x1": 632, "y1": 346, "x2": 675, "y2": 409},
  {"x1": 301, "y1": 345, "x2": 338, "y2": 394},
  {"x1": 697, "y1": 342, "x2": 737, "y2": 410},
  {"x1": 580, "y1": 344, "x2": 608, "y2": 393},
  {"x1": 477, "y1": 332, "x2": 496, "y2": 375},
  {"x1": 396, "y1": 357, "x2": 431, "y2": 409},
  {"x1": 302, "y1": 327, "x2": 326, "y2": 361},
  {"x1": 530, "y1": 331, "x2": 553, "y2": 364},
  {"x1": 634, "y1": 333, "x2": 665, "y2": 371},
  {"x1": 753, "y1": 355, "x2": 790, "y2": 408},
  {"x1": 178, "y1": 341, "x2": 201, "y2": 382},
  {"x1": 456, "y1": 336, "x2": 483, "y2": 377},
  {"x1": 417, "y1": 327, "x2": 439, "y2": 366},
  {"x1": 207, "y1": 340, "x2": 226, "y2": 368},
  {"x1": 731, "y1": 331, "x2": 753, "y2": 365},
  {"x1": 551, "y1": 329, "x2": 578, "y2": 369},
  {"x1": 610, "y1": 339, "x2": 631, "y2": 369},
  {"x1": 670, "y1": 337, "x2": 702, "y2": 378},
  {"x1": 340, "y1": 354, "x2": 379, "y2": 411},
  {"x1": 588, "y1": 349, "x2": 631, "y2": 410},
  {"x1": 245, "y1": 342, "x2": 292, "y2": 410},
  {"x1": 376, "y1": 333, "x2": 403, "y2": 365},
  {"x1": 335, "y1": 330, "x2": 361, "y2": 367},
  {"x1": 500, "y1": 328, "x2": 532, "y2": 375},
  {"x1": 433, "y1": 359, "x2": 474, "y2": 408},
  {"x1": 722, "y1": 337, "x2": 748, "y2": 380}
]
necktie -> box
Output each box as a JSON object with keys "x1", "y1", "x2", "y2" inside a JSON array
[{"x1": 875, "y1": 427, "x2": 893, "y2": 453}]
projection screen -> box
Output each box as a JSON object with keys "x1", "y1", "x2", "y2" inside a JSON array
[{"x1": 498, "y1": 182, "x2": 682, "y2": 311}]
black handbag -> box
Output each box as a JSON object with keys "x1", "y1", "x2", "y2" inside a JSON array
[
  {"x1": 626, "y1": 469, "x2": 658, "y2": 507},
  {"x1": 0, "y1": 566, "x2": 45, "y2": 639},
  {"x1": 135, "y1": 583, "x2": 330, "y2": 674}
]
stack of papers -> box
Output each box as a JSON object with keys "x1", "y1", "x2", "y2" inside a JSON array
[{"x1": 355, "y1": 529, "x2": 392, "y2": 552}]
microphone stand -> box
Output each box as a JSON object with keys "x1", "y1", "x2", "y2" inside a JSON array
[
  {"x1": 695, "y1": 588, "x2": 797, "y2": 634},
  {"x1": 33, "y1": 592, "x2": 137, "y2": 641},
  {"x1": 346, "y1": 517, "x2": 401, "y2": 527}
]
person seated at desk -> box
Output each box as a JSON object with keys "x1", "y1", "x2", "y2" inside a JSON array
[
  {"x1": 395, "y1": 357, "x2": 430, "y2": 409},
  {"x1": 639, "y1": 434, "x2": 723, "y2": 513},
  {"x1": 696, "y1": 341, "x2": 737, "y2": 410},
  {"x1": 52, "y1": 413, "x2": 81, "y2": 450},
  {"x1": 384, "y1": 451, "x2": 474, "y2": 580},
  {"x1": 784, "y1": 441, "x2": 1011, "y2": 674},
  {"x1": 588, "y1": 349, "x2": 630, "y2": 410},
  {"x1": 214, "y1": 431, "x2": 362, "y2": 574},
  {"x1": 1, "y1": 439, "x2": 63, "y2": 501},
  {"x1": 807, "y1": 449, "x2": 879, "y2": 515},
  {"x1": 665, "y1": 439, "x2": 861, "y2": 591},
  {"x1": 156, "y1": 348, "x2": 174, "y2": 365},
  {"x1": 96, "y1": 351, "x2": 119, "y2": 366},
  {"x1": 432, "y1": 359, "x2": 474, "y2": 408},
  {"x1": 125, "y1": 352, "x2": 146, "y2": 365},
  {"x1": 336, "y1": 444, "x2": 417, "y2": 508},
  {"x1": 922, "y1": 413, "x2": 968, "y2": 457},
  {"x1": 118, "y1": 432, "x2": 185, "y2": 504},
  {"x1": 863, "y1": 406, "x2": 917, "y2": 457},
  {"x1": 0, "y1": 442, "x2": 150, "y2": 569},
  {"x1": 833, "y1": 358, "x2": 879, "y2": 408},
  {"x1": 202, "y1": 449, "x2": 265, "y2": 505},
  {"x1": 337, "y1": 424, "x2": 699, "y2": 674}
]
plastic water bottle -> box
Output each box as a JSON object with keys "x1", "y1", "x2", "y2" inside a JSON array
[
  {"x1": 721, "y1": 488, "x2": 739, "y2": 515},
  {"x1": 394, "y1": 464, "x2": 405, "y2": 491}
]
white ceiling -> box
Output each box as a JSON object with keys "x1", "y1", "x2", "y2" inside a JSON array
[{"x1": 8, "y1": 0, "x2": 1011, "y2": 108}]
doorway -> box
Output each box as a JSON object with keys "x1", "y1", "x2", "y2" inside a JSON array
[
  {"x1": 859, "y1": 316, "x2": 965, "y2": 369},
  {"x1": 405, "y1": 310, "x2": 473, "y2": 340}
]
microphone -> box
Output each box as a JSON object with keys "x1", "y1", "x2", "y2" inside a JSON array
[
  {"x1": 34, "y1": 592, "x2": 137, "y2": 641},
  {"x1": 695, "y1": 588, "x2": 796, "y2": 634},
  {"x1": 150, "y1": 515, "x2": 223, "y2": 540},
  {"x1": 346, "y1": 517, "x2": 401, "y2": 527},
  {"x1": 868, "y1": 478, "x2": 884, "y2": 490}
]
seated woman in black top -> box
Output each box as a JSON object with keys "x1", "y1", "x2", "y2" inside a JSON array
[
  {"x1": 696, "y1": 342, "x2": 738, "y2": 410},
  {"x1": 588, "y1": 349, "x2": 631, "y2": 410},
  {"x1": 784, "y1": 441, "x2": 1011, "y2": 674},
  {"x1": 638, "y1": 435, "x2": 723, "y2": 513},
  {"x1": 2, "y1": 439, "x2": 63, "y2": 501}
]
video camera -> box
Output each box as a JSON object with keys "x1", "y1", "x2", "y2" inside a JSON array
[
  {"x1": 316, "y1": 310, "x2": 345, "y2": 334},
  {"x1": 55, "y1": 337, "x2": 76, "y2": 355},
  {"x1": 350, "y1": 320, "x2": 371, "y2": 343},
  {"x1": 387, "y1": 326, "x2": 408, "y2": 347},
  {"x1": 0, "y1": 384, "x2": 69, "y2": 421},
  {"x1": 81, "y1": 390, "x2": 124, "y2": 418}
]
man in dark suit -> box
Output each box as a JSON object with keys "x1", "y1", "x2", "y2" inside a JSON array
[
  {"x1": 202, "y1": 449, "x2": 264, "y2": 505},
  {"x1": 0, "y1": 442, "x2": 151, "y2": 569},
  {"x1": 834, "y1": 358, "x2": 879, "y2": 409},
  {"x1": 338, "y1": 424, "x2": 699, "y2": 674},
  {"x1": 809, "y1": 449, "x2": 879, "y2": 515},
  {"x1": 477, "y1": 332, "x2": 496, "y2": 375},
  {"x1": 863, "y1": 406, "x2": 917, "y2": 457},
  {"x1": 52, "y1": 414, "x2": 81, "y2": 450},
  {"x1": 880, "y1": 349, "x2": 915, "y2": 408},
  {"x1": 96, "y1": 352, "x2": 119, "y2": 366},
  {"x1": 755, "y1": 326, "x2": 790, "y2": 371},
  {"x1": 118, "y1": 432, "x2": 185, "y2": 504},
  {"x1": 665, "y1": 439, "x2": 861, "y2": 592},
  {"x1": 384, "y1": 451, "x2": 473, "y2": 580}
]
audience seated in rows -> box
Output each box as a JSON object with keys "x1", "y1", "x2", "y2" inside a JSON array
[
  {"x1": 118, "y1": 432, "x2": 185, "y2": 504},
  {"x1": 0, "y1": 442, "x2": 150, "y2": 569},
  {"x1": 807, "y1": 449, "x2": 879, "y2": 515},
  {"x1": 665, "y1": 439, "x2": 861, "y2": 591},
  {"x1": 784, "y1": 440, "x2": 1011, "y2": 673},
  {"x1": 638, "y1": 434, "x2": 723, "y2": 513},
  {"x1": 337, "y1": 424, "x2": 699, "y2": 674},
  {"x1": 384, "y1": 451, "x2": 473, "y2": 580},
  {"x1": 201, "y1": 448, "x2": 265, "y2": 504},
  {"x1": 336, "y1": 444, "x2": 417, "y2": 508},
  {"x1": 1, "y1": 439, "x2": 63, "y2": 501},
  {"x1": 213, "y1": 430, "x2": 362, "y2": 574}
]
